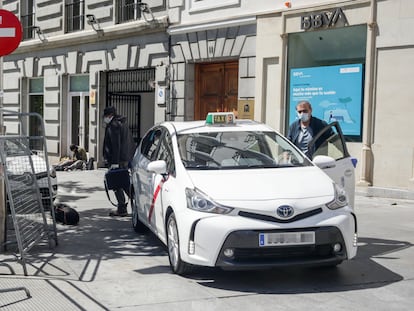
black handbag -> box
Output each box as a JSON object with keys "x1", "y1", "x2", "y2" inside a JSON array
[
  {"x1": 53, "y1": 203, "x2": 80, "y2": 225},
  {"x1": 104, "y1": 168, "x2": 131, "y2": 206}
]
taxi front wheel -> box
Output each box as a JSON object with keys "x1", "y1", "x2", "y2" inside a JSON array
[
  {"x1": 167, "y1": 212, "x2": 193, "y2": 275},
  {"x1": 130, "y1": 188, "x2": 148, "y2": 233}
]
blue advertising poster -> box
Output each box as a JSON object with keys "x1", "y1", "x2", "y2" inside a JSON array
[{"x1": 289, "y1": 64, "x2": 363, "y2": 136}]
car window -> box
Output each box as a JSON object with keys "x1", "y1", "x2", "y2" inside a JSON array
[
  {"x1": 1, "y1": 139, "x2": 33, "y2": 157},
  {"x1": 156, "y1": 131, "x2": 175, "y2": 175},
  {"x1": 177, "y1": 131, "x2": 311, "y2": 169},
  {"x1": 140, "y1": 128, "x2": 163, "y2": 161},
  {"x1": 309, "y1": 122, "x2": 350, "y2": 161}
]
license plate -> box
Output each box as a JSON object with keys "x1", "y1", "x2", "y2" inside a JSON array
[{"x1": 259, "y1": 232, "x2": 315, "y2": 247}]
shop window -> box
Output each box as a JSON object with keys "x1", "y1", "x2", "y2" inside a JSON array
[{"x1": 286, "y1": 25, "x2": 367, "y2": 142}]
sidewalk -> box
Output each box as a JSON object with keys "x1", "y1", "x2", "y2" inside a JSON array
[
  {"x1": 356, "y1": 185, "x2": 414, "y2": 201},
  {"x1": 0, "y1": 169, "x2": 169, "y2": 310},
  {"x1": 1, "y1": 169, "x2": 413, "y2": 310}
]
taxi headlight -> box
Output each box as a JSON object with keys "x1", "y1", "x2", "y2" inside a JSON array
[
  {"x1": 49, "y1": 166, "x2": 57, "y2": 178},
  {"x1": 186, "y1": 188, "x2": 233, "y2": 214},
  {"x1": 326, "y1": 183, "x2": 348, "y2": 210}
]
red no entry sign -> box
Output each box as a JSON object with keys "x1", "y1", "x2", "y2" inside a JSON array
[{"x1": 0, "y1": 9, "x2": 23, "y2": 57}]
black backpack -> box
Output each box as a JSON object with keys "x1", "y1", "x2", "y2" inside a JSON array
[
  {"x1": 86, "y1": 157, "x2": 95, "y2": 170},
  {"x1": 53, "y1": 204, "x2": 80, "y2": 225}
]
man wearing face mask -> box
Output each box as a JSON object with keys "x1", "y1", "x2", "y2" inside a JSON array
[
  {"x1": 287, "y1": 101, "x2": 331, "y2": 158},
  {"x1": 103, "y1": 106, "x2": 136, "y2": 217}
]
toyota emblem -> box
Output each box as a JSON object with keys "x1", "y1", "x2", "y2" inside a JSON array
[{"x1": 276, "y1": 205, "x2": 294, "y2": 218}]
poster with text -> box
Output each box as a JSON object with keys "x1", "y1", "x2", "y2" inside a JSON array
[{"x1": 289, "y1": 64, "x2": 363, "y2": 136}]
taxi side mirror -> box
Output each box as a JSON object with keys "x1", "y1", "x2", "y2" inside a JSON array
[
  {"x1": 147, "y1": 160, "x2": 167, "y2": 175},
  {"x1": 313, "y1": 155, "x2": 336, "y2": 169}
]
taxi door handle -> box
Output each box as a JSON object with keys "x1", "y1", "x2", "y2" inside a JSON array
[
  {"x1": 344, "y1": 169, "x2": 353, "y2": 177},
  {"x1": 164, "y1": 186, "x2": 169, "y2": 192}
]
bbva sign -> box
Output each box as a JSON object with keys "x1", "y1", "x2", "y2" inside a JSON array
[{"x1": 301, "y1": 8, "x2": 348, "y2": 31}]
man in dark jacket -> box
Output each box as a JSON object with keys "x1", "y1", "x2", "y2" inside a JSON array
[
  {"x1": 103, "y1": 106, "x2": 135, "y2": 217},
  {"x1": 287, "y1": 101, "x2": 332, "y2": 158}
]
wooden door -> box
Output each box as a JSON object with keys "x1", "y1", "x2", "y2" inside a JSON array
[{"x1": 195, "y1": 61, "x2": 238, "y2": 120}]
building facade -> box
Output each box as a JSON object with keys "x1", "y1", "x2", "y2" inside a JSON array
[
  {"x1": 2, "y1": 0, "x2": 414, "y2": 191},
  {"x1": 167, "y1": 0, "x2": 414, "y2": 191},
  {"x1": 2, "y1": 0, "x2": 170, "y2": 166},
  {"x1": 253, "y1": 0, "x2": 414, "y2": 191}
]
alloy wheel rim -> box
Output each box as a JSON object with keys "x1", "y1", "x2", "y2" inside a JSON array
[
  {"x1": 132, "y1": 207, "x2": 138, "y2": 226},
  {"x1": 131, "y1": 198, "x2": 138, "y2": 226},
  {"x1": 167, "y1": 217, "x2": 179, "y2": 268}
]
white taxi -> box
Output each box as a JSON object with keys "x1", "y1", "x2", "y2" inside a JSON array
[
  {"x1": 4, "y1": 138, "x2": 58, "y2": 210},
  {"x1": 130, "y1": 113, "x2": 357, "y2": 274}
]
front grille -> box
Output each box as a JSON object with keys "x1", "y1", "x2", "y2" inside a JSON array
[
  {"x1": 238, "y1": 208, "x2": 323, "y2": 223},
  {"x1": 39, "y1": 188, "x2": 50, "y2": 197},
  {"x1": 35, "y1": 172, "x2": 48, "y2": 179},
  {"x1": 215, "y1": 226, "x2": 346, "y2": 268},
  {"x1": 233, "y1": 244, "x2": 333, "y2": 262}
]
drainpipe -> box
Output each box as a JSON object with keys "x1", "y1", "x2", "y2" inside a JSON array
[
  {"x1": 166, "y1": 35, "x2": 172, "y2": 121},
  {"x1": 358, "y1": 0, "x2": 377, "y2": 187},
  {"x1": 0, "y1": 1, "x2": 5, "y2": 250},
  {"x1": 279, "y1": 12, "x2": 288, "y2": 131}
]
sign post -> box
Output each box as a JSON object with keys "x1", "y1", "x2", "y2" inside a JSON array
[{"x1": 0, "y1": 8, "x2": 22, "y2": 251}]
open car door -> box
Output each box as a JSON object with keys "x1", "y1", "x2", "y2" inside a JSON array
[{"x1": 308, "y1": 122, "x2": 356, "y2": 208}]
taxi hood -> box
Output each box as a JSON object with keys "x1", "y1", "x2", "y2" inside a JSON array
[
  {"x1": 186, "y1": 166, "x2": 334, "y2": 201},
  {"x1": 6, "y1": 154, "x2": 48, "y2": 175}
]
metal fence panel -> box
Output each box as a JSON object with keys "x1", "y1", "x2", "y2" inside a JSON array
[{"x1": 0, "y1": 110, "x2": 57, "y2": 276}]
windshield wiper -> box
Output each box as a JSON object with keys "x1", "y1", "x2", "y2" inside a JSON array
[
  {"x1": 186, "y1": 165, "x2": 220, "y2": 170},
  {"x1": 235, "y1": 164, "x2": 280, "y2": 169}
]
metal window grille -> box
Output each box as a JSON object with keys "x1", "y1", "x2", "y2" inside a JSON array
[
  {"x1": 107, "y1": 68, "x2": 155, "y2": 93},
  {"x1": 116, "y1": 0, "x2": 141, "y2": 24},
  {"x1": 106, "y1": 68, "x2": 155, "y2": 142},
  {"x1": 107, "y1": 94, "x2": 141, "y2": 143},
  {"x1": 21, "y1": 13, "x2": 35, "y2": 40},
  {"x1": 65, "y1": 0, "x2": 85, "y2": 33}
]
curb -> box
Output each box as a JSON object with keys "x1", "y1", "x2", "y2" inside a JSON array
[{"x1": 356, "y1": 186, "x2": 414, "y2": 201}]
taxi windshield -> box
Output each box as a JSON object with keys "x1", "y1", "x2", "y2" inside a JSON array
[{"x1": 177, "y1": 131, "x2": 311, "y2": 169}]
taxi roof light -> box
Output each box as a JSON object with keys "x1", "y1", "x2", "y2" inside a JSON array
[{"x1": 205, "y1": 112, "x2": 235, "y2": 125}]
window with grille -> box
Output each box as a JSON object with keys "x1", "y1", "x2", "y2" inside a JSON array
[
  {"x1": 29, "y1": 78, "x2": 44, "y2": 150},
  {"x1": 21, "y1": 0, "x2": 35, "y2": 40},
  {"x1": 116, "y1": 0, "x2": 141, "y2": 24},
  {"x1": 65, "y1": 0, "x2": 85, "y2": 33}
]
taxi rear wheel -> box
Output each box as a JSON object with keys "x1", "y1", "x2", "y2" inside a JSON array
[{"x1": 167, "y1": 212, "x2": 192, "y2": 275}]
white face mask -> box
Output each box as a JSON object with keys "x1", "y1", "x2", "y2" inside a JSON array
[
  {"x1": 103, "y1": 116, "x2": 113, "y2": 125},
  {"x1": 297, "y1": 112, "x2": 310, "y2": 122}
]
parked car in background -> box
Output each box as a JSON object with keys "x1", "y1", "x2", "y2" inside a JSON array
[
  {"x1": 3, "y1": 138, "x2": 58, "y2": 210},
  {"x1": 130, "y1": 112, "x2": 357, "y2": 274}
]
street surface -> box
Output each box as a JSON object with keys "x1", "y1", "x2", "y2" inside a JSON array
[{"x1": 0, "y1": 169, "x2": 413, "y2": 310}]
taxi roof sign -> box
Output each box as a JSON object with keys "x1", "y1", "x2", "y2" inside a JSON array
[{"x1": 205, "y1": 112, "x2": 235, "y2": 125}]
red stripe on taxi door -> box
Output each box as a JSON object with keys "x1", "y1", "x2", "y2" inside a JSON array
[{"x1": 148, "y1": 176, "x2": 168, "y2": 222}]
